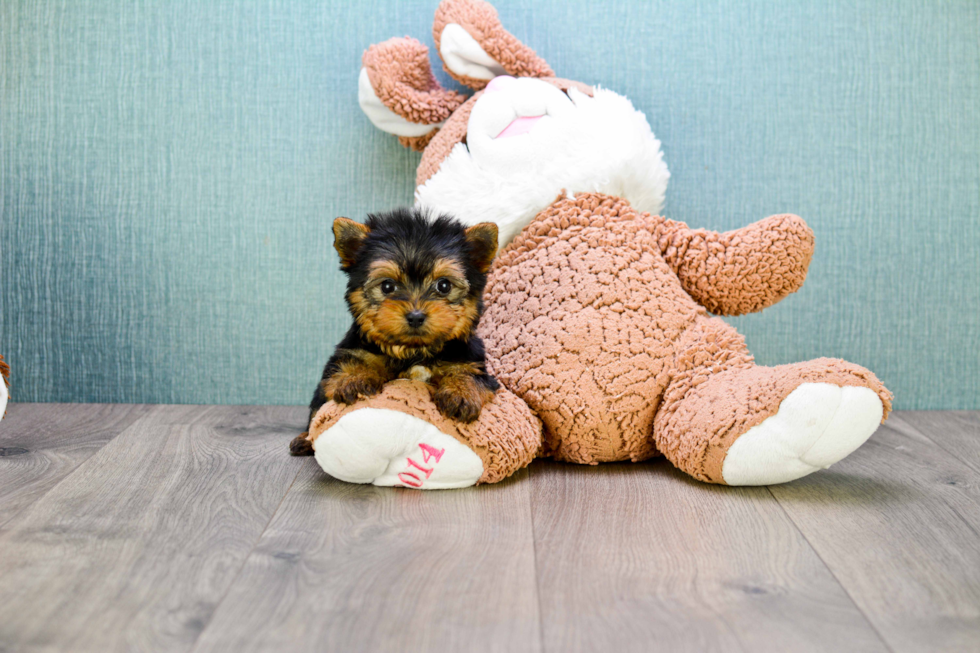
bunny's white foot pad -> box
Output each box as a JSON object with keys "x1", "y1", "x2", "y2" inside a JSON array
[
  {"x1": 721, "y1": 383, "x2": 884, "y2": 486},
  {"x1": 312, "y1": 408, "x2": 484, "y2": 489}
]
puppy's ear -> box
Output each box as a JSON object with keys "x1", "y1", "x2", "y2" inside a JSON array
[
  {"x1": 465, "y1": 222, "x2": 498, "y2": 273},
  {"x1": 333, "y1": 217, "x2": 370, "y2": 270}
]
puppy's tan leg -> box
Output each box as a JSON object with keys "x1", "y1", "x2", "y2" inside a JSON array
[
  {"x1": 430, "y1": 362, "x2": 495, "y2": 423},
  {"x1": 324, "y1": 351, "x2": 392, "y2": 405}
]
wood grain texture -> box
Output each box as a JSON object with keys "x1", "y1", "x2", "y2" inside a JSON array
[
  {"x1": 0, "y1": 402, "x2": 151, "y2": 527},
  {"x1": 898, "y1": 411, "x2": 980, "y2": 475},
  {"x1": 770, "y1": 417, "x2": 980, "y2": 652},
  {"x1": 527, "y1": 459, "x2": 888, "y2": 653},
  {"x1": 3, "y1": 406, "x2": 979, "y2": 652},
  {"x1": 0, "y1": 405, "x2": 306, "y2": 653},
  {"x1": 191, "y1": 463, "x2": 542, "y2": 653}
]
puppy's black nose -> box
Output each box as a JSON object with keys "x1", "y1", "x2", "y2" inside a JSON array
[{"x1": 406, "y1": 310, "x2": 426, "y2": 329}]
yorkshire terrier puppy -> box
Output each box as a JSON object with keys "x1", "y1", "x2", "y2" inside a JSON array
[{"x1": 290, "y1": 207, "x2": 499, "y2": 456}]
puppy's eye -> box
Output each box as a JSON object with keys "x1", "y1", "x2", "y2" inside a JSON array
[
  {"x1": 436, "y1": 278, "x2": 452, "y2": 295},
  {"x1": 380, "y1": 280, "x2": 396, "y2": 295}
]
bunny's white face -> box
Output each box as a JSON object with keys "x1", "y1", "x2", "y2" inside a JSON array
[
  {"x1": 465, "y1": 76, "x2": 575, "y2": 164},
  {"x1": 415, "y1": 76, "x2": 670, "y2": 247}
]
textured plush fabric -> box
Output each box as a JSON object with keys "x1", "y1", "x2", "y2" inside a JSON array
[
  {"x1": 307, "y1": 380, "x2": 542, "y2": 484},
  {"x1": 480, "y1": 192, "x2": 892, "y2": 471},
  {"x1": 655, "y1": 355, "x2": 892, "y2": 483},
  {"x1": 433, "y1": 0, "x2": 553, "y2": 89},
  {"x1": 362, "y1": 37, "x2": 466, "y2": 132},
  {"x1": 657, "y1": 214, "x2": 815, "y2": 316},
  {"x1": 484, "y1": 193, "x2": 696, "y2": 463},
  {"x1": 417, "y1": 93, "x2": 482, "y2": 188},
  {"x1": 1, "y1": 0, "x2": 977, "y2": 409}
]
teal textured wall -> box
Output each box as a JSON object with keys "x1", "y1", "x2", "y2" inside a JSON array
[{"x1": 1, "y1": 0, "x2": 978, "y2": 409}]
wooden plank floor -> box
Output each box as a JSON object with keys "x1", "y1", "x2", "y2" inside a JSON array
[{"x1": 0, "y1": 404, "x2": 977, "y2": 653}]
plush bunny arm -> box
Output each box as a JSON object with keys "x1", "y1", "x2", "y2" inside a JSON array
[{"x1": 655, "y1": 214, "x2": 815, "y2": 316}]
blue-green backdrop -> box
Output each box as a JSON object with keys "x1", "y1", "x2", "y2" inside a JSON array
[{"x1": 1, "y1": 0, "x2": 978, "y2": 409}]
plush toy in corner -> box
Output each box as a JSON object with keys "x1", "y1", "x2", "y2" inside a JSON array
[
  {"x1": 0, "y1": 355, "x2": 9, "y2": 421},
  {"x1": 295, "y1": 0, "x2": 892, "y2": 489}
]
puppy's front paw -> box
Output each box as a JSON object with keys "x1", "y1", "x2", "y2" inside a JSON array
[
  {"x1": 289, "y1": 432, "x2": 314, "y2": 456},
  {"x1": 330, "y1": 374, "x2": 384, "y2": 405},
  {"x1": 433, "y1": 387, "x2": 487, "y2": 423}
]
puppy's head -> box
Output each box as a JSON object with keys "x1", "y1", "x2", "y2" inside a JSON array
[{"x1": 333, "y1": 207, "x2": 497, "y2": 358}]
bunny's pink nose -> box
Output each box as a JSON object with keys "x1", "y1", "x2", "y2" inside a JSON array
[{"x1": 485, "y1": 75, "x2": 518, "y2": 93}]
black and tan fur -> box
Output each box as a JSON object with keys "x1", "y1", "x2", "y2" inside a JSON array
[{"x1": 290, "y1": 208, "x2": 499, "y2": 456}]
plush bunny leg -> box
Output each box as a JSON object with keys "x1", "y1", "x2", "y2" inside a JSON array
[
  {"x1": 654, "y1": 317, "x2": 892, "y2": 485},
  {"x1": 305, "y1": 380, "x2": 541, "y2": 489}
]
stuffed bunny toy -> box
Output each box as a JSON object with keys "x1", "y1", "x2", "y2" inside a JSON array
[
  {"x1": 0, "y1": 355, "x2": 9, "y2": 421},
  {"x1": 298, "y1": 0, "x2": 892, "y2": 489}
]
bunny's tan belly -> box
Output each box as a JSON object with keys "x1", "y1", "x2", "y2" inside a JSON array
[{"x1": 480, "y1": 193, "x2": 708, "y2": 464}]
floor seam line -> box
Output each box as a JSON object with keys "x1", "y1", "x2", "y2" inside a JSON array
[
  {"x1": 766, "y1": 485, "x2": 897, "y2": 653},
  {"x1": 187, "y1": 457, "x2": 305, "y2": 653},
  {"x1": 527, "y1": 465, "x2": 548, "y2": 653},
  {"x1": 894, "y1": 413, "x2": 980, "y2": 477},
  {"x1": 0, "y1": 404, "x2": 154, "y2": 531}
]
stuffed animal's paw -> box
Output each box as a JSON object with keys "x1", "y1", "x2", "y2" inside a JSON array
[
  {"x1": 314, "y1": 408, "x2": 485, "y2": 489},
  {"x1": 721, "y1": 383, "x2": 884, "y2": 486},
  {"x1": 307, "y1": 381, "x2": 543, "y2": 489}
]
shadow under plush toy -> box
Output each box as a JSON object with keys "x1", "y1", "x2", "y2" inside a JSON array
[{"x1": 297, "y1": 0, "x2": 892, "y2": 488}]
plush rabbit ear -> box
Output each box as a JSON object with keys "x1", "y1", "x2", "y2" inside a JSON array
[
  {"x1": 359, "y1": 37, "x2": 469, "y2": 151},
  {"x1": 433, "y1": 0, "x2": 554, "y2": 90}
]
